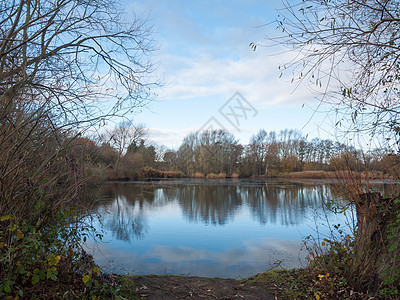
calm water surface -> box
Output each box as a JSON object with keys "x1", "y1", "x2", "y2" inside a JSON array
[{"x1": 85, "y1": 179, "x2": 352, "y2": 278}]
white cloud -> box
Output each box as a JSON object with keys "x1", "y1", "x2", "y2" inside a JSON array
[
  {"x1": 148, "y1": 127, "x2": 194, "y2": 148},
  {"x1": 156, "y1": 51, "x2": 320, "y2": 108},
  {"x1": 130, "y1": 0, "x2": 322, "y2": 113}
]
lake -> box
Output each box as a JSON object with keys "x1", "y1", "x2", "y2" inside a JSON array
[{"x1": 84, "y1": 178, "x2": 353, "y2": 279}]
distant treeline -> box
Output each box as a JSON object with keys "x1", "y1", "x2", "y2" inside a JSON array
[{"x1": 77, "y1": 125, "x2": 397, "y2": 181}]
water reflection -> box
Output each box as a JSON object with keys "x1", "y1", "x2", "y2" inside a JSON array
[
  {"x1": 91, "y1": 180, "x2": 334, "y2": 239},
  {"x1": 179, "y1": 185, "x2": 242, "y2": 225},
  {"x1": 86, "y1": 179, "x2": 351, "y2": 277},
  {"x1": 85, "y1": 238, "x2": 306, "y2": 278},
  {"x1": 93, "y1": 185, "x2": 150, "y2": 241}
]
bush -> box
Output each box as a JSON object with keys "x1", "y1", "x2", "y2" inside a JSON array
[
  {"x1": 139, "y1": 167, "x2": 184, "y2": 179},
  {"x1": 163, "y1": 170, "x2": 184, "y2": 178},
  {"x1": 139, "y1": 167, "x2": 164, "y2": 178},
  {"x1": 0, "y1": 209, "x2": 118, "y2": 298},
  {"x1": 191, "y1": 172, "x2": 205, "y2": 178}
]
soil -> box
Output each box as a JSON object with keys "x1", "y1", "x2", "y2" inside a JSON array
[{"x1": 123, "y1": 273, "x2": 283, "y2": 300}]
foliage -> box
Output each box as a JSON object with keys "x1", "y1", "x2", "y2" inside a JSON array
[
  {"x1": 288, "y1": 191, "x2": 400, "y2": 299},
  {"x1": 301, "y1": 235, "x2": 357, "y2": 298},
  {"x1": 378, "y1": 197, "x2": 400, "y2": 297},
  {"x1": 0, "y1": 209, "x2": 120, "y2": 298}
]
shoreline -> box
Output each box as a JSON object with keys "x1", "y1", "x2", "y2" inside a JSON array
[
  {"x1": 101, "y1": 175, "x2": 399, "y2": 186},
  {"x1": 117, "y1": 271, "x2": 290, "y2": 299}
]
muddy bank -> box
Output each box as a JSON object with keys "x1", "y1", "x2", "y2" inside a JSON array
[{"x1": 120, "y1": 273, "x2": 284, "y2": 299}]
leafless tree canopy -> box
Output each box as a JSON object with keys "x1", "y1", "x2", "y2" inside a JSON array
[
  {"x1": 0, "y1": 0, "x2": 156, "y2": 221},
  {"x1": 0, "y1": 0, "x2": 156, "y2": 128},
  {"x1": 262, "y1": 0, "x2": 400, "y2": 146},
  {"x1": 103, "y1": 121, "x2": 148, "y2": 156}
]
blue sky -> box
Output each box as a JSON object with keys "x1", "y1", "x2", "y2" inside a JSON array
[{"x1": 122, "y1": 0, "x2": 335, "y2": 148}]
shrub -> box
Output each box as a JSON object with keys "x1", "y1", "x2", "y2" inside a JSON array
[
  {"x1": 0, "y1": 209, "x2": 118, "y2": 298},
  {"x1": 192, "y1": 172, "x2": 205, "y2": 178}
]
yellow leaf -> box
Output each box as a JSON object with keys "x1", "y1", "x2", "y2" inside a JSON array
[
  {"x1": 83, "y1": 274, "x2": 90, "y2": 284},
  {"x1": 48, "y1": 254, "x2": 61, "y2": 266},
  {"x1": 0, "y1": 242, "x2": 5, "y2": 249},
  {"x1": 93, "y1": 266, "x2": 100, "y2": 275},
  {"x1": 0, "y1": 215, "x2": 15, "y2": 222},
  {"x1": 321, "y1": 241, "x2": 325, "y2": 246},
  {"x1": 16, "y1": 231, "x2": 24, "y2": 241},
  {"x1": 318, "y1": 274, "x2": 325, "y2": 280},
  {"x1": 314, "y1": 292, "x2": 320, "y2": 300}
]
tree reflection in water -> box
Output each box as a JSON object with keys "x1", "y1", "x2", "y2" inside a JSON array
[
  {"x1": 92, "y1": 184, "x2": 151, "y2": 241},
  {"x1": 90, "y1": 179, "x2": 342, "y2": 241}
]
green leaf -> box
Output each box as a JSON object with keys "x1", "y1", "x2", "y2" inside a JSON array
[
  {"x1": 32, "y1": 275, "x2": 39, "y2": 285},
  {"x1": 39, "y1": 270, "x2": 45, "y2": 281},
  {"x1": 3, "y1": 280, "x2": 12, "y2": 293},
  {"x1": 389, "y1": 243, "x2": 399, "y2": 252}
]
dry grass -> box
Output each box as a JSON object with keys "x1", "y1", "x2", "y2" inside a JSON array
[
  {"x1": 206, "y1": 172, "x2": 227, "y2": 179},
  {"x1": 279, "y1": 170, "x2": 395, "y2": 181},
  {"x1": 138, "y1": 167, "x2": 184, "y2": 179},
  {"x1": 279, "y1": 171, "x2": 329, "y2": 179},
  {"x1": 191, "y1": 172, "x2": 205, "y2": 178},
  {"x1": 163, "y1": 170, "x2": 184, "y2": 178}
]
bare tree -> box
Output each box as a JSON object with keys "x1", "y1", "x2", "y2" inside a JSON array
[
  {"x1": 0, "y1": 0, "x2": 156, "y2": 212},
  {"x1": 102, "y1": 121, "x2": 148, "y2": 173},
  {"x1": 1, "y1": 0, "x2": 156, "y2": 127},
  {"x1": 254, "y1": 0, "x2": 400, "y2": 146},
  {"x1": 0, "y1": 1, "x2": 156, "y2": 296},
  {"x1": 104, "y1": 121, "x2": 148, "y2": 155}
]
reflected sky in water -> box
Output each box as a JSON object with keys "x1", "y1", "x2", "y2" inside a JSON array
[{"x1": 85, "y1": 179, "x2": 352, "y2": 278}]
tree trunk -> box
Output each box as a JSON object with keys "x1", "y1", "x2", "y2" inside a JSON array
[{"x1": 348, "y1": 192, "x2": 400, "y2": 292}]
